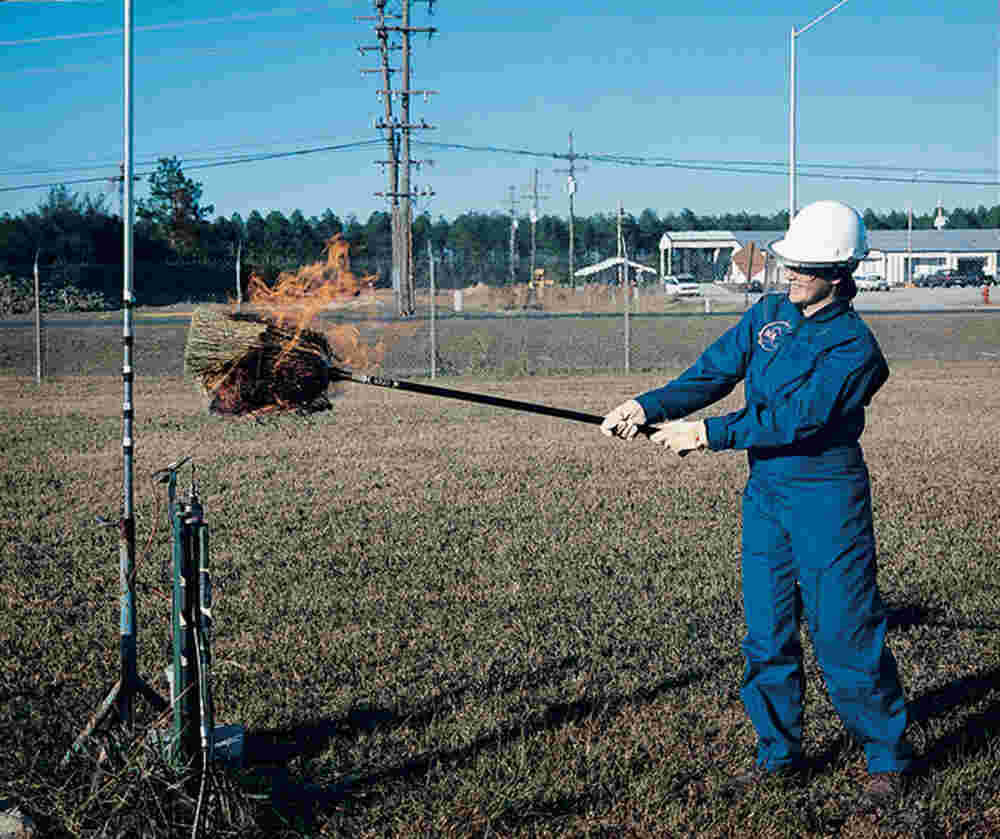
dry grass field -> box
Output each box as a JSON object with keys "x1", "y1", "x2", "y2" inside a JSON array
[{"x1": 1, "y1": 313, "x2": 999, "y2": 837}]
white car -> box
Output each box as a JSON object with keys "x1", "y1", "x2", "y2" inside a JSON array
[
  {"x1": 663, "y1": 273, "x2": 701, "y2": 297},
  {"x1": 856, "y1": 275, "x2": 890, "y2": 292}
]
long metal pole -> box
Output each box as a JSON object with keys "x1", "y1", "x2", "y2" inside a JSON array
[
  {"x1": 119, "y1": 0, "x2": 137, "y2": 732},
  {"x1": 332, "y1": 367, "x2": 661, "y2": 437}
]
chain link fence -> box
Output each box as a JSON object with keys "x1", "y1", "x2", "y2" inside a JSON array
[
  {"x1": 322, "y1": 282, "x2": 753, "y2": 379},
  {"x1": 4, "y1": 279, "x2": 1000, "y2": 381}
]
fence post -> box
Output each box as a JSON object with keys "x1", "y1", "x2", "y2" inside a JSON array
[
  {"x1": 33, "y1": 249, "x2": 42, "y2": 384},
  {"x1": 235, "y1": 240, "x2": 242, "y2": 309},
  {"x1": 428, "y1": 240, "x2": 436, "y2": 379}
]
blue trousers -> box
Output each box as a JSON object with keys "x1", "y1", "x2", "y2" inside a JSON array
[{"x1": 739, "y1": 452, "x2": 911, "y2": 773}]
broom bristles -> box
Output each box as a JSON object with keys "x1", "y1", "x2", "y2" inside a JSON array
[
  {"x1": 184, "y1": 307, "x2": 337, "y2": 415},
  {"x1": 184, "y1": 309, "x2": 333, "y2": 377}
]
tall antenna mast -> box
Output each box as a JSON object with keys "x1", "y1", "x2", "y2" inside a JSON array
[
  {"x1": 119, "y1": 0, "x2": 138, "y2": 731},
  {"x1": 64, "y1": 0, "x2": 169, "y2": 766}
]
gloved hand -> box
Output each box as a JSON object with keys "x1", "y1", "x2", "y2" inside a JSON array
[
  {"x1": 650, "y1": 420, "x2": 708, "y2": 455},
  {"x1": 600, "y1": 399, "x2": 646, "y2": 440}
]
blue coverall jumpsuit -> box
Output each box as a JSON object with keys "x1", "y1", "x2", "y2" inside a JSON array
[{"x1": 635, "y1": 292, "x2": 912, "y2": 774}]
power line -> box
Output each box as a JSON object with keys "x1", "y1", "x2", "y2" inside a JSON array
[
  {"x1": 6, "y1": 139, "x2": 993, "y2": 183},
  {"x1": 0, "y1": 4, "x2": 344, "y2": 48},
  {"x1": 3, "y1": 136, "x2": 997, "y2": 197},
  {"x1": 414, "y1": 141, "x2": 1000, "y2": 187},
  {"x1": 0, "y1": 139, "x2": 383, "y2": 194},
  {"x1": 583, "y1": 153, "x2": 1000, "y2": 187},
  {"x1": 0, "y1": 133, "x2": 381, "y2": 177}
]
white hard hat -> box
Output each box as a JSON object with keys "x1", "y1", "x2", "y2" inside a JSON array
[{"x1": 769, "y1": 200, "x2": 869, "y2": 268}]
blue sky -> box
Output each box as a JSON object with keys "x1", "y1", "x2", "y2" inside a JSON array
[{"x1": 2, "y1": 0, "x2": 998, "y2": 226}]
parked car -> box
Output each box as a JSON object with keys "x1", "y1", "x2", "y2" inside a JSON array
[
  {"x1": 856, "y1": 275, "x2": 890, "y2": 292},
  {"x1": 921, "y1": 269, "x2": 986, "y2": 288},
  {"x1": 663, "y1": 273, "x2": 701, "y2": 297},
  {"x1": 915, "y1": 270, "x2": 945, "y2": 287},
  {"x1": 956, "y1": 269, "x2": 988, "y2": 287}
]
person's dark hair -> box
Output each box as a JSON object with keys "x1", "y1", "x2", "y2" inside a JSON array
[{"x1": 835, "y1": 264, "x2": 858, "y2": 300}]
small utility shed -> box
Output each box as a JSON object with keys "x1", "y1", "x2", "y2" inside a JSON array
[{"x1": 658, "y1": 231, "x2": 782, "y2": 285}]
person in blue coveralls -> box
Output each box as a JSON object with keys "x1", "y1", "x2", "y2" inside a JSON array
[{"x1": 600, "y1": 200, "x2": 912, "y2": 810}]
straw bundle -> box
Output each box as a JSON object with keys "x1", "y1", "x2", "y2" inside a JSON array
[{"x1": 184, "y1": 308, "x2": 336, "y2": 415}]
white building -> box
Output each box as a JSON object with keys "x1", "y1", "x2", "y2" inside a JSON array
[
  {"x1": 658, "y1": 229, "x2": 1000, "y2": 286},
  {"x1": 858, "y1": 230, "x2": 998, "y2": 285}
]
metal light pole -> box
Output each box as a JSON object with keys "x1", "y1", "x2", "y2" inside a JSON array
[{"x1": 789, "y1": 0, "x2": 850, "y2": 223}]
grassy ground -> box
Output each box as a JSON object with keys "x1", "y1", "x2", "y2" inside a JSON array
[{"x1": 1, "y1": 360, "x2": 999, "y2": 837}]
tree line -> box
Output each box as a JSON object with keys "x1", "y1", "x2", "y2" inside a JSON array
[{"x1": 2, "y1": 157, "x2": 999, "y2": 309}]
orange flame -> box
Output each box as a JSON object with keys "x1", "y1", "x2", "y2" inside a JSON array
[{"x1": 247, "y1": 233, "x2": 384, "y2": 370}]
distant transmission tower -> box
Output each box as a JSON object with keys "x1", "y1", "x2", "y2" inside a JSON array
[
  {"x1": 554, "y1": 131, "x2": 587, "y2": 286},
  {"x1": 359, "y1": 0, "x2": 438, "y2": 316}
]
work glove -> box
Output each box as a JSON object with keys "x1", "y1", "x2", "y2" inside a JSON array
[
  {"x1": 650, "y1": 420, "x2": 708, "y2": 455},
  {"x1": 600, "y1": 399, "x2": 646, "y2": 440}
]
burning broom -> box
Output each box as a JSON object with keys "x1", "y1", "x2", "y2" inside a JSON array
[
  {"x1": 185, "y1": 240, "x2": 659, "y2": 431},
  {"x1": 184, "y1": 307, "x2": 661, "y2": 436}
]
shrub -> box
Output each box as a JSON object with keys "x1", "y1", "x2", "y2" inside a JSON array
[{"x1": 0, "y1": 273, "x2": 114, "y2": 316}]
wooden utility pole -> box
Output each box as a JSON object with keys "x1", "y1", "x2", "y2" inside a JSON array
[
  {"x1": 108, "y1": 162, "x2": 142, "y2": 219},
  {"x1": 361, "y1": 0, "x2": 437, "y2": 317},
  {"x1": 399, "y1": 0, "x2": 413, "y2": 313},
  {"x1": 235, "y1": 239, "x2": 242, "y2": 307},
  {"x1": 618, "y1": 203, "x2": 630, "y2": 374},
  {"x1": 555, "y1": 132, "x2": 586, "y2": 286},
  {"x1": 428, "y1": 238, "x2": 436, "y2": 378},
  {"x1": 33, "y1": 249, "x2": 42, "y2": 384},
  {"x1": 361, "y1": 0, "x2": 401, "y2": 312},
  {"x1": 506, "y1": 186, "x2": 518, "y2": 286},
  {"x1": 522, "y1": 168, "x2": 548, "y2": 288}
]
